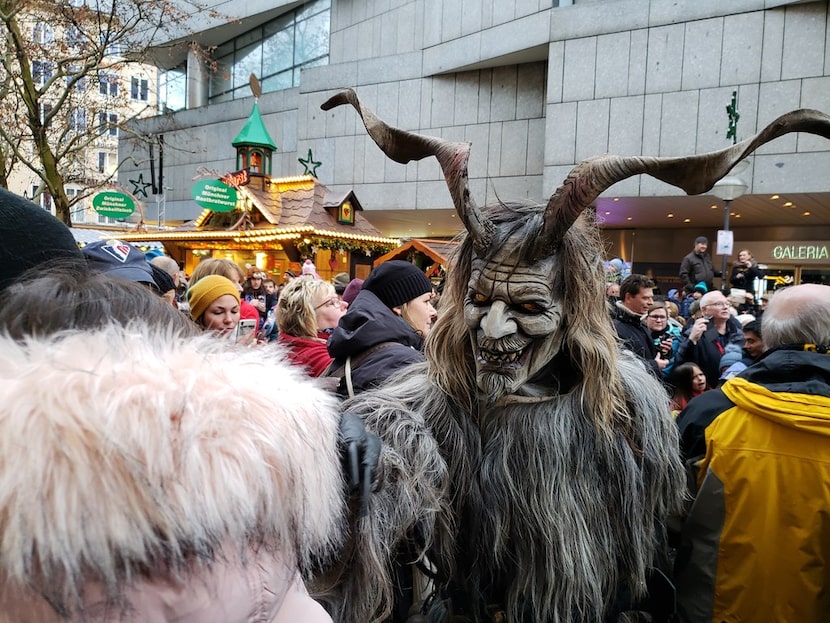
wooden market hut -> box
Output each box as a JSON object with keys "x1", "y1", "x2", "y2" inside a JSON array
[
  {"x1": 120, "y1": 101, "x2": 398, "y2": 281},
  {"x1": 373, "y1": 238, "x2": 458, "y2": 282}
]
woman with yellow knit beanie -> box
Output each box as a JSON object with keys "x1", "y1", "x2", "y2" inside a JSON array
[{"x1": 187, "y1": 274, "x2": 241, "y2": 338}]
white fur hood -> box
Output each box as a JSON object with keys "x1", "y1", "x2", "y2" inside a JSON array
[{"x1": 0, "y1": 326, "x2": 346, "y2": 592}]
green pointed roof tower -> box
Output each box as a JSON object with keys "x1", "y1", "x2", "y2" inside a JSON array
[{"x1": 232, "y1": 101, "x2": 277, "y2": 176}]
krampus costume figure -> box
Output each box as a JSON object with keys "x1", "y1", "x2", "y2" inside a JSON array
[{"x1": 312, "y1": 90, "x2": 830, "y2": 623}]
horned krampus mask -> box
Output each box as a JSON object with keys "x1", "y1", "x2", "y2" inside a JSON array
[{"x1": 323, "y1": 89, "x2": 830, "y2": 401}]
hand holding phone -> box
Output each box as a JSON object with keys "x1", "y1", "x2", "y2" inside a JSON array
[{"x1": 236, "y1": 319, "x2": 257, "y2": 343}]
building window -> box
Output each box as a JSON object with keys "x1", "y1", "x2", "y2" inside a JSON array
[
  {"x1": 32, "y1": 22, "x2": 54, "y2": 44},
  {"x1": 97, "y1": 151, "x2": 107, "y2": 173},
  {"x1": 32, "y1": 60, "x2": 52, "y2": 87},
  {"x1": 158, "y1": 65, "x2": 186, "y2": 112},
  {"x1": 208, "y1": 0, "x2": 329, "y2": 103},
  {"x1": 68, "y1": 108, "x2": 86, "y2": 132},
  {"x1": 39, "y1": 102, "x2": 53, "y2": 125},
  {"x1": 98, "y1": 112, "x2": 118, "y2": 136},
  {"x1": 66, "y1": 65, "x2": 86, "y2": 92},
  {"x1": 130, "y1": 77, "x2": 149, "y2": 101},
  {"x1": 66, "y1": 25, "x2": 83, "y2": 47},
  {"x1": 98, "y1": 73, "x2": 118, "y2": 96},
  {"x1": 67, "y1": 187, "x2": 86, "y2": 223},
  {"x1": 100, "y1": 32, "x2": 122, "y2": 56}
]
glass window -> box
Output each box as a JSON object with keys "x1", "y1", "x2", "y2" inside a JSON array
[
  {"x1": 210, "y1": 58, "x2": 233, "y2": 99},
  {"x1": 39, "y1": 102, "x2": 53, "y2": 124},
  {"x1": 32, "y1": 60, "x2": 52, "y2": 86},
  {"x1": 261, "y1": 70, "x2": 293, "y2": 93},
  {"x1": 799, "y1": 269, "x2": 830, "y2": 286},
  {"x1": 232, "y1": 41, "x2": 262, "y2": 91},
  {"x1": 294, "y1": 10, "x2": 329, "y2": 65},
  {"x1": 98, "y1": 151, "x2": 106, "y2": 173},
  {"x1": 99, "y1": 73, "x2": 118, "y2": 96},
  {"x1": 131, "y1": 77, "x2": 148, "y2": 100},
  {"x1": 208, "y1": 0, "x2": 329, "y2": 103},
  {"x1": 297, "y1": 0, "x2": 329, "y2": 20},
  {"x1": 158, "y1": 66, "x2": 187, "y2": 112},
  {"x1": 33, "y1": 22, "x2": 54, "y2": 44},
  {"x1": 262, "y1": 27, "x2": 293, "y2": 75},
  {"x1": 68, "y1": 108, "x2": 86, "y2": 132},
  {"x1": 66, "y1": 65, "x2": 86, "y2": 91}
]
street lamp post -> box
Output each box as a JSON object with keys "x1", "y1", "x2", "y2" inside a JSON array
[{"x1": 711, "y1": 174, "x2": 748, "y2": 293}]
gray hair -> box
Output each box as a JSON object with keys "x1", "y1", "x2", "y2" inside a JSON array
[{"x1": 762, "y1": 285, "x2": 830, "y2": 349}]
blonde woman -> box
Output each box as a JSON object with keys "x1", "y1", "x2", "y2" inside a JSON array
[{"x1": 277, "y1": 277, "x2": 347, "y2": 377}]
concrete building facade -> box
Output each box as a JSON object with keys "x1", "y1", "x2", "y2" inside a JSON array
[{"x1": 120, "y1": 0, "x2": 830, "y2": 287}]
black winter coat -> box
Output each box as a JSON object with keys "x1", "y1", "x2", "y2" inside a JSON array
[
  {"x1": 680, "y1": 251, "x2": 718, "y2": 293},
  {"x1": 327, "y1": 289, "x2": 425, "y2": 396}
]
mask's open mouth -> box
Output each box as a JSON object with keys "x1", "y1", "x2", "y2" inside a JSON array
[{"x1": 477, "y1": 346, "x2": 528, "y2": 369}]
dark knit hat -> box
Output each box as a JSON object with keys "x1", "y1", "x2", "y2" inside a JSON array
[
  {"x1": 0, "y1": 187, "x2": 84, "y2": 292},
  {"x1": 82, "y1": 240, "x2": 155, "y2": 286},
  {"x1": 695, "y1": 236, "x2": 708, "y2": 244},
  {"x1": 363, "y1": 260, "x2": 433, "y2": 309}
]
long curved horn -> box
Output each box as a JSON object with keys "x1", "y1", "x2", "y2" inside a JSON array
[
  {"x1": 533, "y1": 108, "x2": 830, "y2": 260},
  {"x1": 321, "y1": 89, "x2": 495, "y2": 253}
]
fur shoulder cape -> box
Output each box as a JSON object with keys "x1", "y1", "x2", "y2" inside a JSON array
[{"x1": 0, "y1": 326, "x2": 345, "y2": 595}]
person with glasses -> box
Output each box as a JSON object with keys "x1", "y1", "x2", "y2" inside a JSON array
[
  {"x1": 676, "y1": 290, "x2": 745, "y2": 388},
  {"x1": 645, "y1": 302, "x2": 682, "y2": 381},
  {"x1": 276, "y1": 278, "x2": 348, "y2": 377}
]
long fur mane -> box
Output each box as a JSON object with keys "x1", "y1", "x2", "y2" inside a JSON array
[
  {"x1": 313, "y1": 203, "x2": 685, "y2": 622},
  {"x1": 0, "y1": 325, "x2": 346, "y2": 613}
]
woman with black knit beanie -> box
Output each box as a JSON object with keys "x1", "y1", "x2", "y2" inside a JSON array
[{"x1": 326, "y1": 260, "x2": 436, "y2": 398}]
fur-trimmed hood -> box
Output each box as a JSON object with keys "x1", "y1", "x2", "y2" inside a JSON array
[{"x1": 0, "y1": 326, "x2": 345, "y2": 609}]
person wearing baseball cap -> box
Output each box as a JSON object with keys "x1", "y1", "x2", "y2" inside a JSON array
[
  {"x1": 326, "y1": 260, "x2": 437, "y2": 397},
  {"x1": 82, "y1": 240, "x2": 157, "y2": 288},
  {"x1": 679, "y1": 235, "x2": 719, "y2": 294}
]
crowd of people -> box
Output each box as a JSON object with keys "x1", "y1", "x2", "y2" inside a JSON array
[{"x1": 2, "y1": 183, "x2": 830, "y2": 623}]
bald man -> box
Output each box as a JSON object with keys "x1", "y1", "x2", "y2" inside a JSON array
[{"x1": 674, "y1": 284, "x2": 830, "y2": 623}]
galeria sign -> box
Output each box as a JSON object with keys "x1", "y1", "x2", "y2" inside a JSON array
[
  {"x1": 92, "y1": 191, "x2": 136, "y2": 219},
  {"x1": 772, "y1": 244, "x2": 829, "y2": 260},
  {"x1": 192, "y1": 179, "x2": 238, "y2": 213}
]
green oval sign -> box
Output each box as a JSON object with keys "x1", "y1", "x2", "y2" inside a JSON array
[
  {"x1": 92, "y1": 191, "x2": 136, "y2": 219},
  {"x1": 192, "y1": 179, "x2": 238, "y2": 213}
]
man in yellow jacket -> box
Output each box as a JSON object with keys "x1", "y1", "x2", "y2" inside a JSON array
[{"x1": 674, "y1": 283, "x2": 830, "y2": 622}]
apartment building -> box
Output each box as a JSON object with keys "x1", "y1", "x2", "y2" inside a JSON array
[{"x1": 4, "y1": 7, "x2": 157, "y2": 227}]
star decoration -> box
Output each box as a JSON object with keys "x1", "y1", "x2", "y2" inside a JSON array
[
  {"x1": 130, "y1": 173, "x2": 153, "y2": 198},
  {"x1": 298, "y1": 149, "x2": 322, "y2": 177}
]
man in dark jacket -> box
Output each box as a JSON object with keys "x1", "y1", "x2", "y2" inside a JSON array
[
  {"x1": 613, "y1": 274, "x2": 671, "y2": 378},
  {"x1": 679, "y1": 236, "x2": 719, "y2": 294}
]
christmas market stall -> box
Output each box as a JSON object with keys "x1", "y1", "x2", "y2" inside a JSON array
[{"x1": 119, "y1": 98, "x2": 398, "y2": 281}]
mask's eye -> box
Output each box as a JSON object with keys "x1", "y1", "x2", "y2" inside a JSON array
[
  {"x1": 517, "y1": 301, "x2": 545, "y2": 314},
  {"x1": 471, "y1": 292, "x2": 489, "y2": 306}
]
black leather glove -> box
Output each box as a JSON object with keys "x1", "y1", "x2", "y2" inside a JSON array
[{"x1": 338, "y1": 412, "x2": 381, "y2": 515}]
